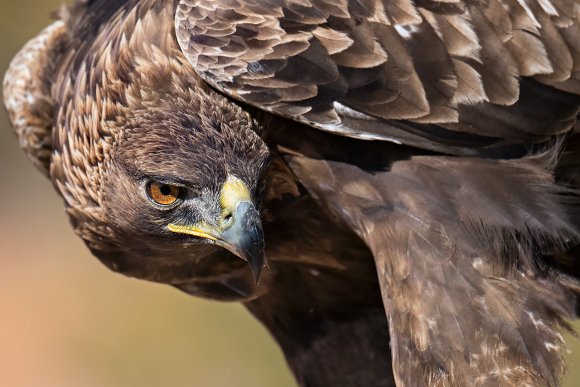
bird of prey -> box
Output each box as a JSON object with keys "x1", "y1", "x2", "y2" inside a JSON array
[{"x1": 3, "y1": 0, "x2": 580, "y2": 386}]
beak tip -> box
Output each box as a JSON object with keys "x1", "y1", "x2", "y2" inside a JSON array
[
  {"x1": 249, "y1": 256, "x2": 266, "y2": 284},
  {"x1": 219, "y1": 201, "x2": 266, "y2": 284}
]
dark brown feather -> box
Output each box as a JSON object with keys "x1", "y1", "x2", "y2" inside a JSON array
[
  {"x1": 176, "y1": 0, "x2": 579, "y2": 154},
  {"x1": 275, "y1": 126, "x2": 580, "y2": 387}
]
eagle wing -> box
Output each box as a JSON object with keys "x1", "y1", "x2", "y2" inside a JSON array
[
  {"x1": 275, "y1": 127, "x2": 580, "y2": 386},
  {"x1": 3, "y1": 20, "x2": 68, "y2": 176},
  {"x1": 175, "y1": 0, "x2": 580, "y2": 155},
  {"x1": 177, "y1": 1, "x2": 580, "y2": 384}
]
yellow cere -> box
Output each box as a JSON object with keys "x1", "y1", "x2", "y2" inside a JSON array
[
  {"x1": 167, "y1": 176, "x2": 251, "y2": 240},
  {"x1": 220, "y1": 175, "x2": 252, "y2": 210}
]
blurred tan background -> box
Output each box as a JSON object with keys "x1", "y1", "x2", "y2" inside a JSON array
[
  {"x1": 0, "y1": 1, "x2": 295, "y2": 386},
  {"x1": 0, "y1": 1, "x2": 578, "y2": 387}
]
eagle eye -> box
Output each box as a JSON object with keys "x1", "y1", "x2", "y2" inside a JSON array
[{"x1": 147, "y1": 181, "x2": 183, "y2": 206}]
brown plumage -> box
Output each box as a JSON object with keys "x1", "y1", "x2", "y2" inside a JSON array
[{"x1": 3, "y1": 0, "x2": 580, "y2": 386}]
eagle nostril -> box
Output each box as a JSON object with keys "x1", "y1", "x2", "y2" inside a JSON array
[{"x1": 222, "y1": 211, "x2": 234, "y2": 229}]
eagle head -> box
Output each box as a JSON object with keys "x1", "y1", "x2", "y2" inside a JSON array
[{"x1": 52, "y1": 53, "x2": 271, "y2": 301}]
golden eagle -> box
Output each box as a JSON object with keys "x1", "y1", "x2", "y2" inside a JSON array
[{"x1": 3, "y1": 0, "x2": 580, "y2": 385}]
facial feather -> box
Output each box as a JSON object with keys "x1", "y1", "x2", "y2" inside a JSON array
[{"x1": 48, "y1": 0, "x2": 270, "y2": 291}]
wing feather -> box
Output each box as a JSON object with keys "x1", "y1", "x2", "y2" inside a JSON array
[
  {"x1": 404, "y1": 12, "x2": 459, "y2": 123},
  {"x1": 469, "y1": 8, "x2": 521, "y2": 105},
  {"x1": 508, "y1": 30, "x2": 554, "y2": 76},
  {"x1": 176, "y1": 0, "x2": 580, "y2": 154},
  {"x1": 3, "y1": 21, "x2": 68, "y2": 176},
  {"x1": 434, "y1": 12, "x2": 481, "y2": 60},
  {"x1": 382, "y1": 0, "x2": 422, "y2": 25},
  {"x1": 533, "y1": 10, "x2": 573, "y2": 83},
  {"x1": 451, "y1": 58, "x2": 489, "y2": 105},
  {"x1": 279, "y1": 136, "x2": 580, "y2": 386}
]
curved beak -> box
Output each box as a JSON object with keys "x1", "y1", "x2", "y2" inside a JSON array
[
  {"x1": 167, "y1": 176, "x2": 266, "y2": 283},
  {"x1": 216, "y1": 201, "x2": 265, "y2": 282}
]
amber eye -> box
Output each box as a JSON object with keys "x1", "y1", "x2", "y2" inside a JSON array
[{"x1": 147, "y1": 182, "x2": 182, "y2": 206}]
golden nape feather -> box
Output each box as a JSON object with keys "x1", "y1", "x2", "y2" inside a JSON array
[
  {"x1": 3, "y1": 1, "x2": 580, "y2": 387},
  {"x1": 3, "y1": 20, "x2": 67, "y2": 176}
]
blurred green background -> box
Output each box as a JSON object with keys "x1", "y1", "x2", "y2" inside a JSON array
[{"x1": 0, "y1": 1, "x2": 578, "y2": 386}]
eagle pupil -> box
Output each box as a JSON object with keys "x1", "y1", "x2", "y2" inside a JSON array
[{"x1": 160, "y1": 185, "x2": 172, "y2": 196}]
